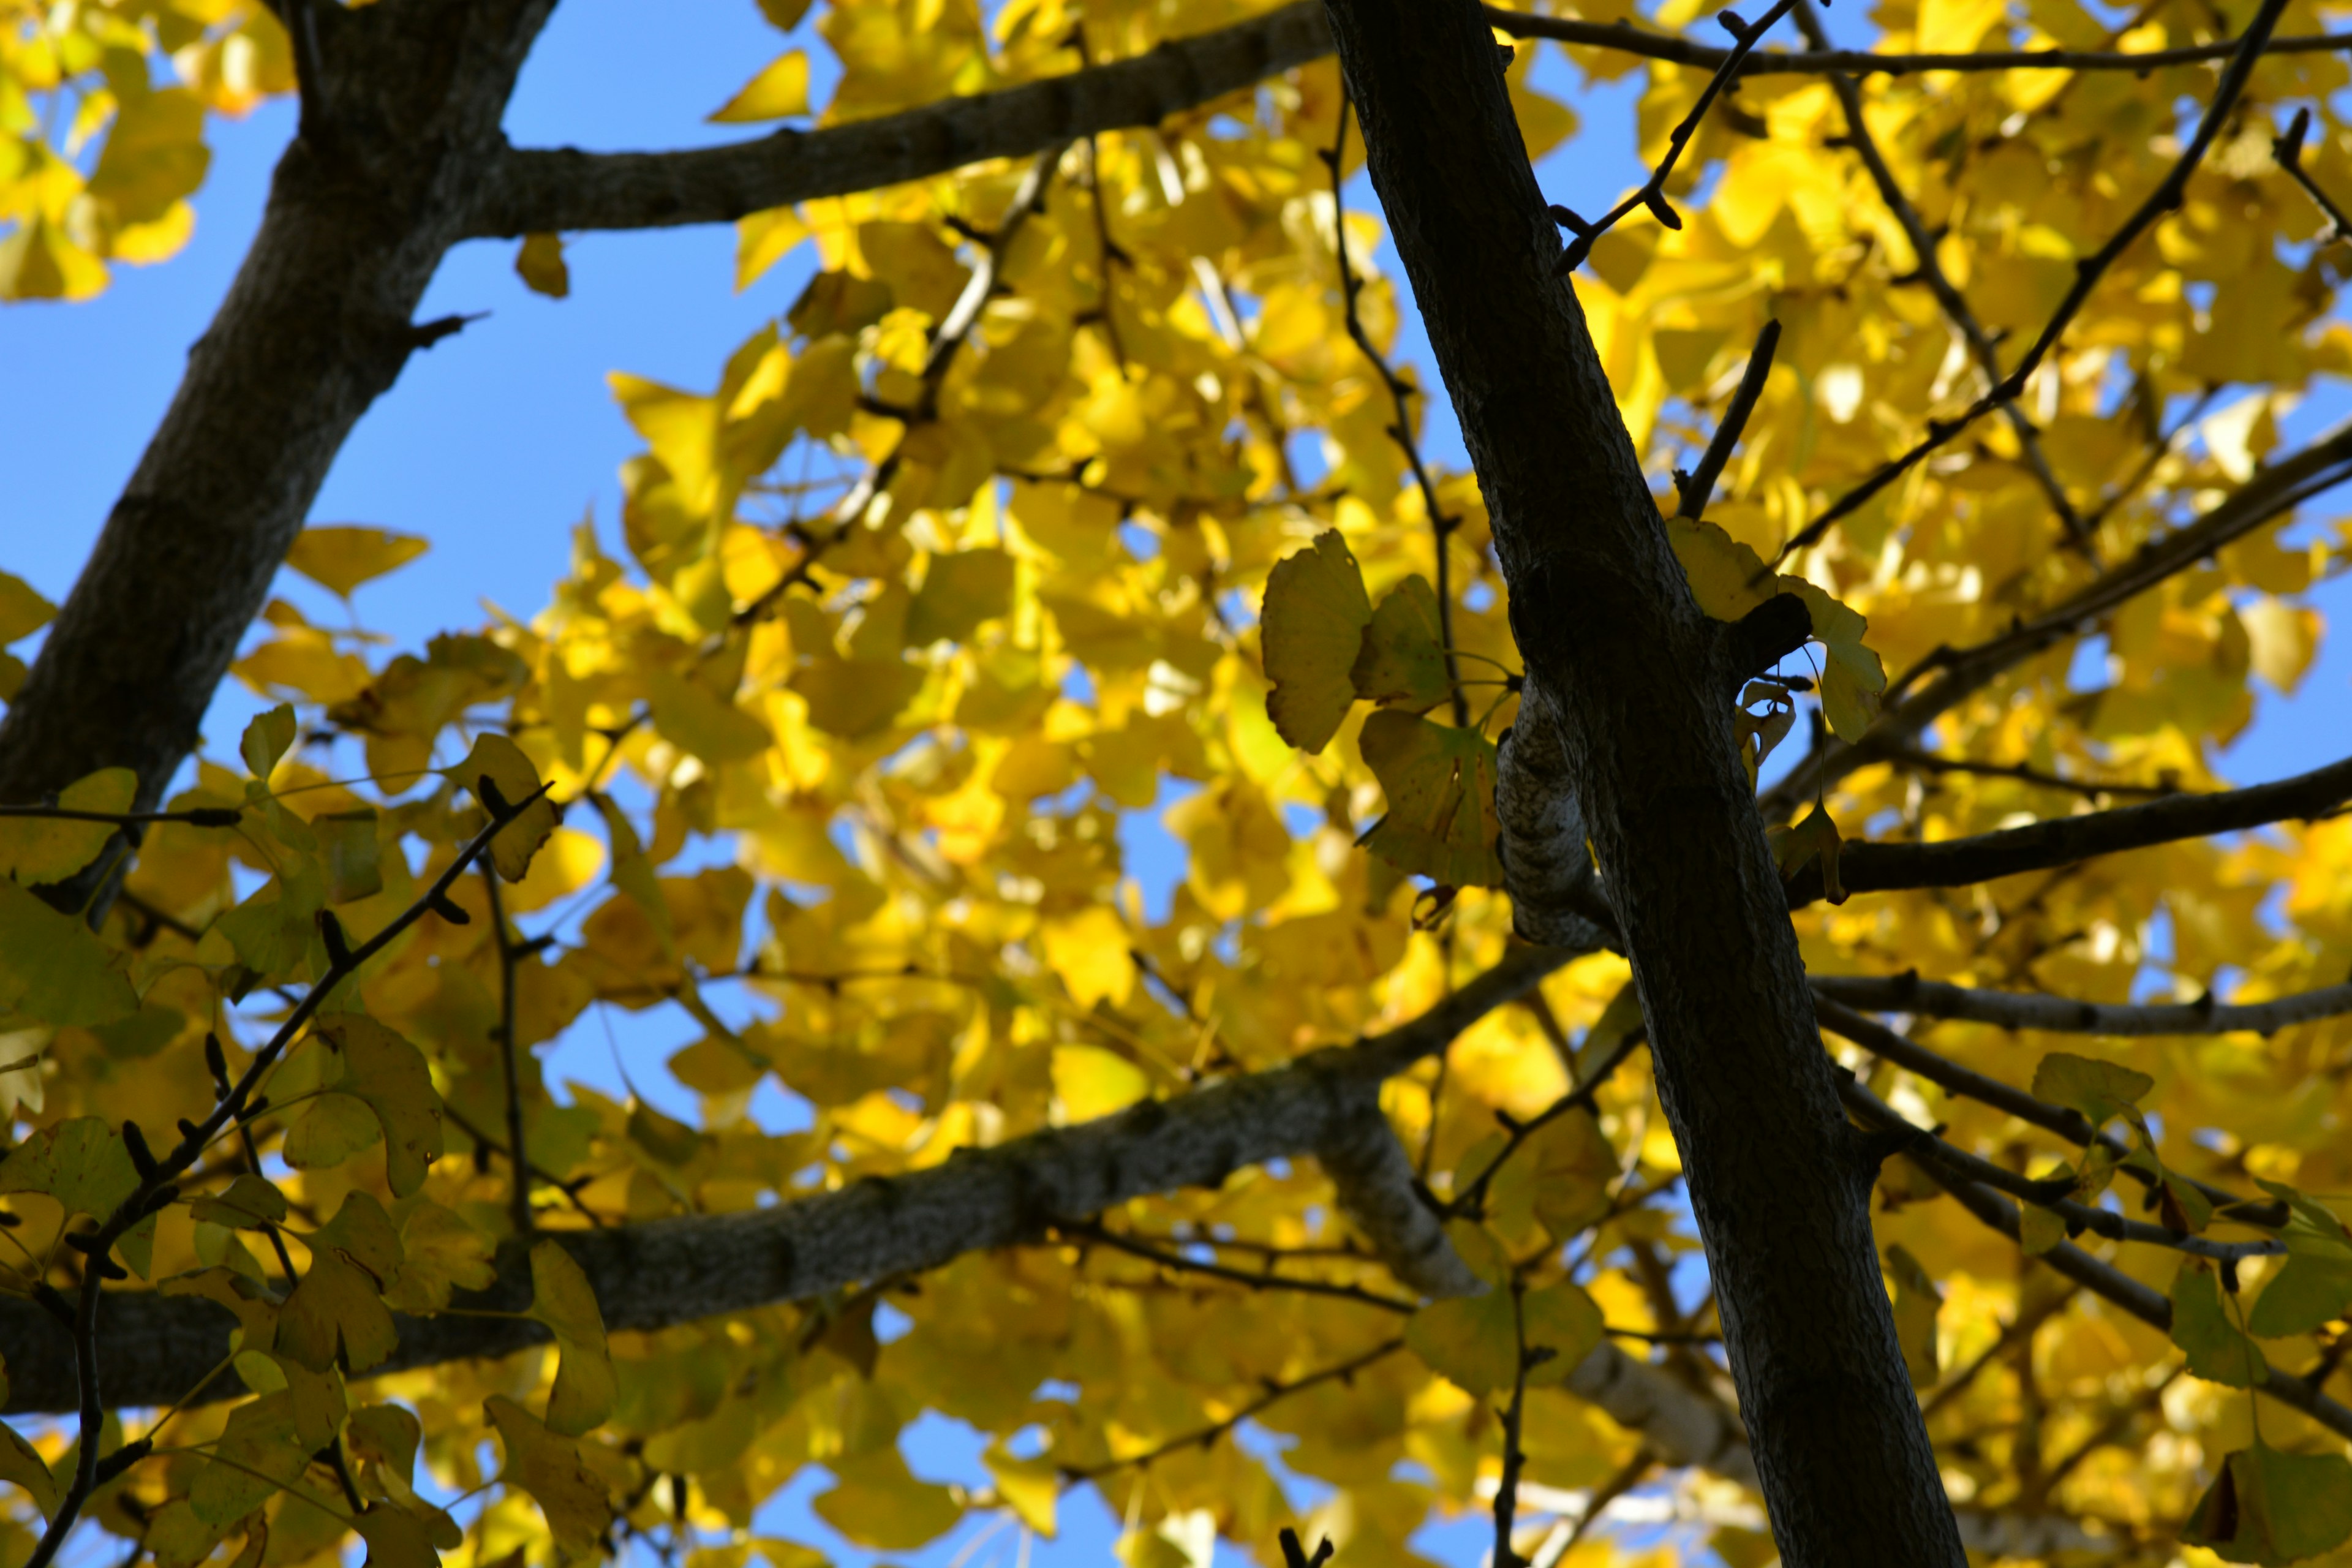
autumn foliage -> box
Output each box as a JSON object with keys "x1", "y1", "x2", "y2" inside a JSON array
[{"x1": 6, "y1": 0, "x2": 2352, "y2": 1563}]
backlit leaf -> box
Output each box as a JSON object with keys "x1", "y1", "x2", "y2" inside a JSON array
[
  {"x1": 1349, "y1": 573, "x2": 1452, "y2": 714},
  {"x1": 1357, "y1": 710, "x2": 1503, "y2": 888},
  {"x1": 0, "y1": 766, "x2": 134, "y2": 885},
  {"x1": 486, "y1": 1395, "x2": 614, "y2": 1555},
  {"x1": 528, "y1": 1240, "x2": 616, "y2": 1437},
  {"x1": 1262, "y1": 530, "x2": 1373, "y2": 754},
  {"x1": 284, "y1": 528, "x2": 430, "y2": 599}
]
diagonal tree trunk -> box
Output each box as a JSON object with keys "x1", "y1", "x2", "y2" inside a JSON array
[{"x1": 1315, "y1": 0, "x2": 1965, "y2": 1560}]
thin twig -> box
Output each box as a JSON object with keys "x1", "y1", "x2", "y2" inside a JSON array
[
  {"x1": 1674, "y1": 320, "x2": 1781, "y2": 521},
  {"x1": 1446, "y1": 1027, "x2": 1647, "y2": 1219},
  {"x1": 1055, "y1": 1219, "x2": 1418, "y2": 1312},
  {"x1": 1813, "y1": 970, "x2": 2352, "y2": 1038},
  {"x1": 1491, "y1": 1286, "x2": 1548, "y2": 1568},
  {"x1": 1550, "y1": 0, "x2": 1802, "y2": 273},
  {"x1": 1056, "y1": 1338, "x2": 1406, "y2": 1480},
  {"x1": 1325, "y1": 93, "x2": 1469, "y2": 726},
  {"x1": 1880, "y1": 747, "x2": 2178, "y2": 801},
  {"x1": 2273, "y1": 106, "x2": 2352, "y2": 241}
]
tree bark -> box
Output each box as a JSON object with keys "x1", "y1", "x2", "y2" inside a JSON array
[{"x1": 1316, "y1": 0, "x2": 1966, "y2": 1560}]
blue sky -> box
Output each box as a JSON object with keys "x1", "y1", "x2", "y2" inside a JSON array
[{"x1": 7, "y1": 2, "x2": 2352, "y2": 1566}]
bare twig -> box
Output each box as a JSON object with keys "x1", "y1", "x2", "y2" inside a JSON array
[
  {"x1": 1812, "y1": 970, "x2": 2352, "y2": 1038},
  {"x1": 1053, "y1": 1219, "x2": 1418, "y2": 1312},
  {"x1": 1673, "y1": 320, "x2": 1781, "y2": 522},
  {"x1": 1056, "y1": 1338, "x2": 1406, "y2": 1479},
  {"x1": 1325, "y1": 92, "x2": 1469, "y2": 726},
  {"x1": 2273, "y1": 106, "x2": 2352, "y2": 242},
  {"x1": 481, "y1": 866, "x2": 533, "y2": 1240}
]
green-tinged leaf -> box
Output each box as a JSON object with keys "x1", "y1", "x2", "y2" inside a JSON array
[
  {"x1": 0, "y1": 766, "x2": 135, "y2": 884},
  {"x1": 2182, "y1": 1436, "x2": 2352, "y2": 1564},
  {"x1": 650, "y1": 667, "x2": 775, "y2": 763},
  {"x1": 516, "y1": 233, "x2": 570, "y2": 300},
  {"x1": 314, "y1": 810, "x2": 385, "y2": 904},
  {"x1": 1357, "y1": 709, "x2": 1503, "y2": 888},
  {"x1": 284, "y1": 1092, "x2": 383, "y2": 1172},
  {"x1": 355, "y1": 1504, "x2": 443, "y2": 1568},
  {"x1": 906, "y1": 548, "x2": 1016, "y2": 646},
  {"x1": 0, "y1": 879, "x2": 140, "y2": 1027},
  {"x1": 459, "y1": 733, "x2": 558, "y2": 883},
  {"x1": 788, "y1": 656, "x2": 924, "y2": 739},
  {"x1": 190, "y1": 1174, "x2": 290, "y2": 1231},
  {"x1": 0, "y1": 570, "x2": 56, "y2": 645},
  {"x1": 2248, "y1": 1255, "x2": 2352, "y2": 1338},
  {"x1": 1349, "y1": 574, "x2": 1452, "y2": 713},
  {"x1": 384, "y1": 1200, "x2": 497, "y2": 1315},
  {"x1": 285, "y1": 528, "x2": 429, "y2": 599},
  {"x1": 2171, "y1": 1259, "x2": 2264, "y2": 1388},
  {"x1": 241, "y1": 704, "x2": 298, "y2": 780},
  {"x1": 315, "y1": 1015, "x2": 445, "y2": 1197},
  {"x1": 190, "y1": 1393, "x2": 309, "y2": 1526},
  {"x1": 1489, "y1": 1109, "x2": 1616, "y2": 1242},
  {"x1": 486, "y1": 1395, "x2": 614, "y2": 1555},
  {"x1": 2032, "y1": 1052, "x2": 2154, "y2": 1125},
  {"x1": 1886, "y1": 1245, "x2": 1942, "y2": 1388},
  {"x1": 528, "y1": 1240, "x2": 615, "y2": 1437},
  {"x1": 1262, "y1": 530, "x2": 1373, "y2": 754},
  {"x1": 0, "y1": 1115, "x2": 138, "y2": 1222},
  {"x1": 281, "y1": 1194, "x2": 404, "y2": 1374}
]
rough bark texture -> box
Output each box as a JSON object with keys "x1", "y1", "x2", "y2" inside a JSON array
[
  {"x1": 469, "y1": 2, "x2": 1335, "y2": 236},
  {"x1": 0, "y1": 0, "x2": 556, "y2": 826},
  {"x1": 1317, "y1": 0, "x2": 1966, "y2": 1560}
]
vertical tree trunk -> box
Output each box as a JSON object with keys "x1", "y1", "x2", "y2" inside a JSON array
[
  {"x1": 1317, "y1": 1, "x2": 1966, "y2": 1561},
  {"x1": 0, "y1": 0, "x2": 553, "y2": 822}
]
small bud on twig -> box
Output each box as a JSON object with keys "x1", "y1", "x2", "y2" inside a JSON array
[
  {"x1": 1717, "y1": 8, "x2": 1752, "y2": 39},
  {"x1": 1546, "y1": 203, "x2": 1594, "y2": 237},
  {"x1": 123, "y1": 1120, "x2": 158, "y2": 1179},
  {"x1": 316, "y1": 908, "x2": 354, "y2": 970}
]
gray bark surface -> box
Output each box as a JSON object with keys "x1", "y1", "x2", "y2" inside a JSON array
[{"x1": 1315, "y1": 0, "x2": 1964, "y2": 1559}]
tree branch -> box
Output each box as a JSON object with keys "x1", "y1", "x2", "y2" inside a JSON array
[
  {"x1": 1789, "y1": 752, "x2": 2352, "y2": 905},
  {"x1": 0, "y1": 943, "x2": 1575, "y2": 1415},
  {"x1": 1812, "y1": 970, "x2": 2352, "y2": 1038},
  {"x1": 464, "y1": 3, "x2": 1335, "y2": 238}
]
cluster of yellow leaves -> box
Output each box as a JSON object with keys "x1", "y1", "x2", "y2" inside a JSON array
[
  {"x1": 9, "y1": 0, "x2": 2352, "y2": 1562},
  {"x1": 0, "y1": 0, "x2": 288, "y2": 300}
]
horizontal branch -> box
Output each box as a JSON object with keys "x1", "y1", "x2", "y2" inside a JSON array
[
  {"x1": 1790, "y1": 752, "x2": 2352, "y2": 905},
  {"x1": 1932, "y1": 1169, "x2": 2352, "y2": 1445},
  {"x1": 1839, "y1": 1075, "x2": 2283, "y2": 1262},
  {"x1": 0, "y1": 944, "x2": 1573, "y2": 1415},
  {"x1": 1812, "y1": 971, "x2": 2352, "y2": 1038},
  {"x1": 1487, "y1": 4, "x2": 2352, "y2": 76},
  {"x1": 1768, "y1": 421, "x2": 2352, "y2": 813},
  {"x1": 462, "y1": 0, "x2": 2352, "y2": 244},
  {"x1": 1814, "y1": 997, "x2": 2288, "y2": 1228},
  {"x1": 465, "y1": 2, "x2": 1333, "y2": 238}
]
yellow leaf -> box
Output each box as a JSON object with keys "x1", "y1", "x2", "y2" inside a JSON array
[
  {"x1": 516, "y1": 233, "x2": 570, "y2": 299},
  {"x1": 789, "y1": 656, "x2": 924, "y2": 739},
  {"x1": 983, "y1": 1447, "x2": 1058, "y2": 1538},
  {"x1": 284, "y1": 527, "x2": 430, "y2": 599},
  {"x1": 810, "y1": 1450, "x2": 962, "y2": 1551},
  {"x1": 459, "y1": 733, "x2": 558, "y2": 882},
  {"x1": 315, "y1": 1016, "x2": 446, "y2": 1198},
  {"x1": 1051, "y1": 1044, "x2": 1148, "y2": 1121},
  {"x1": 1040, "y1": 907, "x2": 1133, "y2": 1010},
  {"x1": 314, "y1": 810, "x2": 385, "y2": 905},
  {"x1": 1357, "y1": 710, "x2": 1503, "y2": 889},
  {"x1": 486, "y1": 1395, "x2": 614, "y2": 1555},
  {"x1": 2030, "y1": 1052, "x2": 2153, "y2": 1125},
  {"x1": 1262, "y1": 530, "x2": 1373, "y2": 753},
  {"x1": 85, "y1": 88, "x2": 208, "y2": 225},
  {"x1": 1767, "y1": 803, "x2": 1844, "y2": 904},
  {"x1": 1665, "y1": 517, "x2": 1774, "y2": 622},
  {"x1": 0, "y1": 766, "x2": 134, "y2": 885},
  {"x1": 736, "y1": 206, "x2": 809, "y2": 291},
  {"x1": 0, "y1": 570, "x2": 56, "y2": 644},
  {"x1": 1, "y1": 1417, "x2": 59, "y2": 1518},
  {"x1": 355, "y1": 1504, "x2": 442, "y2": 1568},
  {"x1": 907, "y1": 549, "x2": 1016, "y2": 646},
  {"x1": 528, "y1": 1241, "x2": 616, "y2": 1437},
  {"x1": 1518, "y1": 1281, "x2": 1605, "y2": 1385},
  {"x1": 241, "y1": 703, "x2": 298, "y2": 778},
  {"x1": 711, "y1": 51, "x2": 811, "y2": 121}
]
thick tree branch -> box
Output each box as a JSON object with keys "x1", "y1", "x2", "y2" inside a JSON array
[
  {"x1": 1788, "y1": 752, "x2": 2352, "y2": 905},
  {"x1": 1321, "y1": 0, "x2": 1964, "y2": 1556},
  {"x1": 1812, "y1": 971, "x2": 2352, "y2": 1038},
  {"x1": 0, "y1": 944, "x2": 1573, "y2": 1415},
  {"x1": 464, "y1": 3, "x2": 1335, "y2": 238}
]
